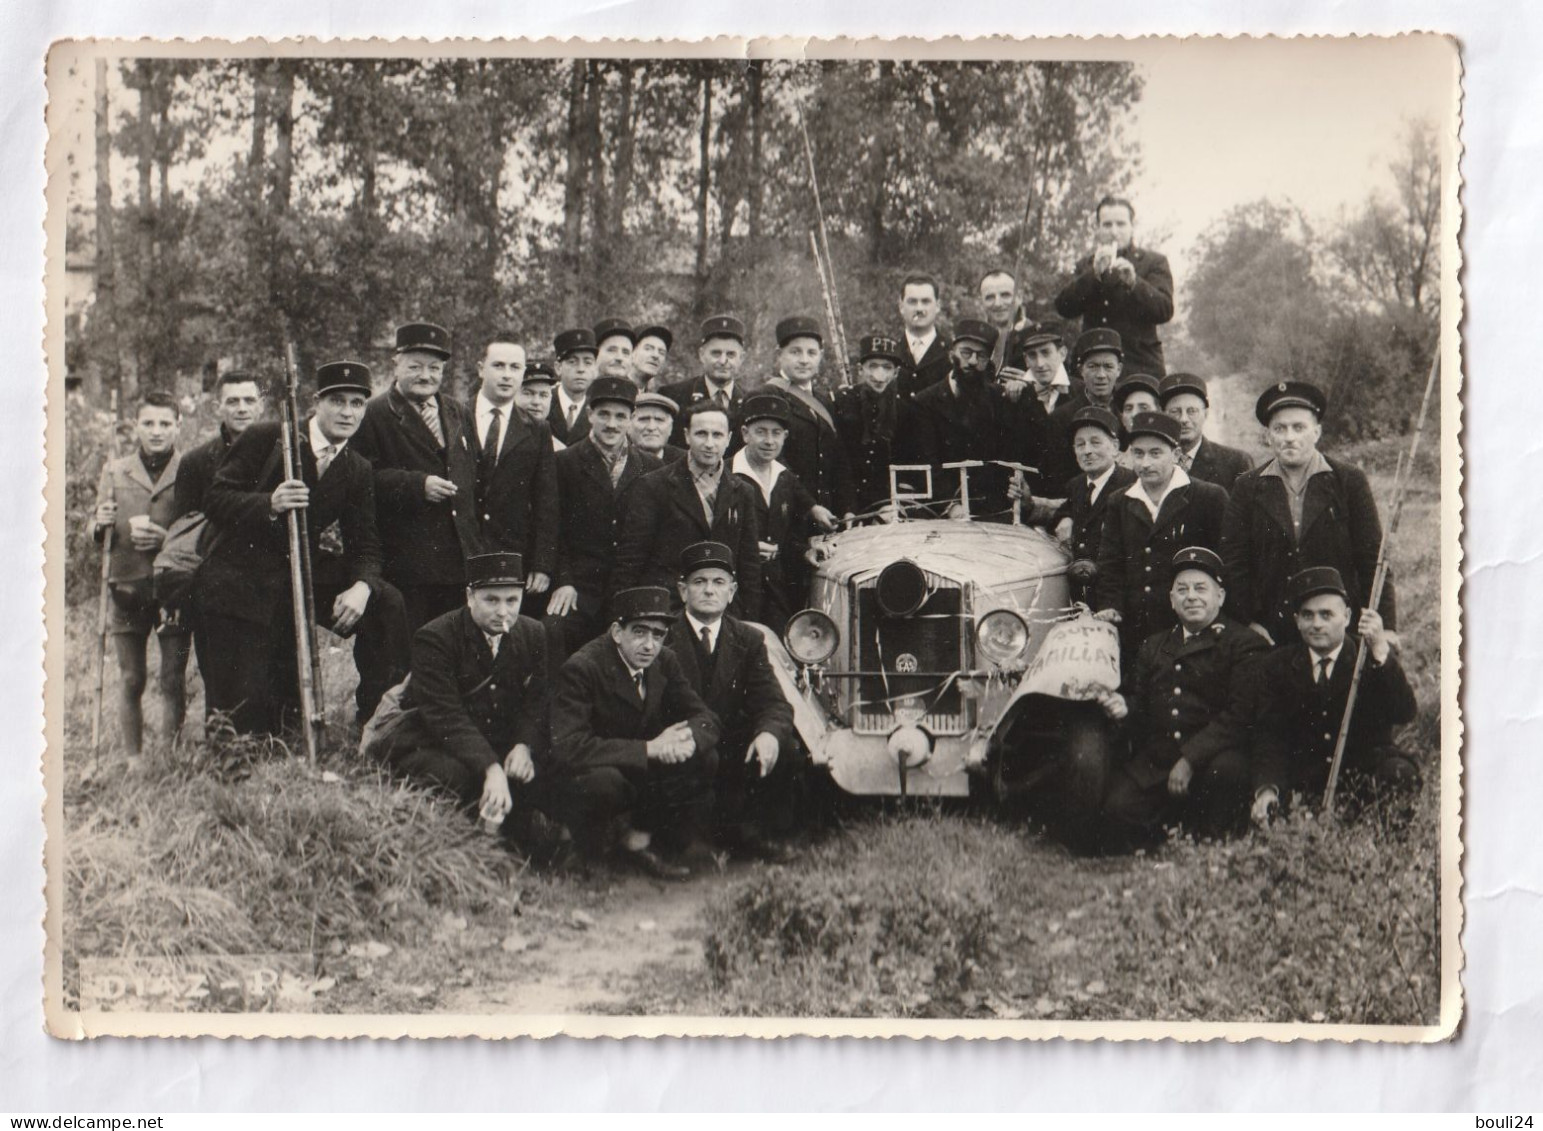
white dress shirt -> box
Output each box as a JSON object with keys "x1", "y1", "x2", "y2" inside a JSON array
[
  {"x1": 475, "y1": 393, "x2": 512, "y2": 458},
  {"x1": 685, "y1": 611, "x2": 722, "y2": 654},
  {"x1": 907, "y1": 328, "x2": 937, "y2": 363},
  {"x1": 1125, "y1": 464, "x2": 1191, "y2": 521}
]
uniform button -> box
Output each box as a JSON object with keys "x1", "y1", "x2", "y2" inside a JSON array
[
  {"x1": 1144, "y1": 566, "x2": 1152, "y2": 573},
  {"x1": 1172, "y1": 731, "x2": 1181, "y2": 740},
  {"x1": 1171, "y1": 708, "x2": 1180, "y2": 717},
  {"x1": 1175, "y1": 663, "x2": 1182, "y2": 670},
  {"x1": 1144, "y1": 586, "x2": 1151, "y2": 593},
  {"x1": 1323, "y1": 733, "x2": 1332, "y2": 741},
  {"x1": 1173, "y1": 687, "x2": 1182, "y2": 695}
]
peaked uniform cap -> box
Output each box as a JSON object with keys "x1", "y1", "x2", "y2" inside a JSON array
[
  {"x1": 395, "y1": 322, "x2": 452, "y2": 358},
  {"x1": 636, "y1": 325, "x2": 674, "y2": 351},
  {"x1": 520, "y1": 360, "x2": 557, "y2": 386},
  {"x1": 1069, "y1": 406, "x2": 1122, "y2": 443},
  {"x1": 700, "y1": 314, "x2": 746, "y2": 344},
  {"x1": 680, "y1": 540, "x2": 736, "y2": 578},
  {"x1": 952, "y1": 319, "x2": 999, "y2": 349},
  {"x1": 554, "y1": 328, "x2": 598, "y2": 359},
  {"x1": 1159, "y1": 372, "x2": 1210, "y2": 405},
  {"x1": 1074, "y1": 327, "x2": 1124, "y2": 364},
  {"x1": 775, "y1": 316, "x2": 823, "y2": 347},
  {"x1": 315, "y1": 361, "x2": 374, "y2": 396},
  {"x1": 1112, "y1": 373, "x2": 1162, "y2": 412},
  {"x1": 612, "y1": 586, "x2": 674, "y2": 626},
  {"x1": 1126, "y1": 410, "x2": 1183, "y2": 447},
  {"x1": 467, "y1": 552, "x2": 524, "y2": 588},
  {"x1": 1256, "y1": 380, "x2": 1328, "y2": 424},
  {"x1": 1287, "y1": 565, "x2": 1349, "y2": 607},
  {"x1": 593, "y1": 319, "x2": 637, "y2": 347},
  {"x1": 859, "y1": 334, "x2": 905, "y2": 364},
  {"x1": 586, "y1": 376, "x2": 638, "y2": 410},
  {"x1": 1171, "y1": 546, "x2": 1225, "y2": 583},
  {"x1": 739, "y1": 393, "x2": 791, "y2": 427}
]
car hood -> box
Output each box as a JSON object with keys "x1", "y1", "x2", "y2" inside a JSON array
[{"x1": 809, "y1": 520, "x2": 1069, "y2": 589}]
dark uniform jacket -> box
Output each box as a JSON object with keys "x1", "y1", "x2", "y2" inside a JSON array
[
  {"x1": 665, "y1": 614, "x2": 792, "y2": 753},
  {"x1": 547, "y1": 393, "x2": 591, "y2": 445},
  {"x1": 349, "y1": 385, "x2": 480, "y2": 587},
  {"x1": 1184, "y1": 437, "x2": 1254, "y2": 495},
  {"x1": 896, "y1": 332, "x2": 952, "y2": 403},
  {"x1": 552, "y1": 440, "x2": 662, "y2": 604},
  {"x1": 1053, "y1": 465, "x2": 1137, "y2": 601},
  {"x1": 613, "y1": 458, "x2": 764, "y2": 622},
  {"x1": 832, "y1": 382, "x2": 903, "y2": 514},
  {"x1": 468, "y1": 404, "x2": 560, "y2": 579},
  {"x1": 397, "y1": 607, "x2": 550, "y2": 777},
  {"x1": 895, "y1": 371, "x2": 1017, "y2": 517},
  {"x1": 658, "y1": 376, "x2": 746, "y2": 448},
  {"x1": 733, "y1": 458, "x2": 818, "y2": 631},
  {"x1": 1093, "y1": 474, "x2": 1229, "y2": 647},
  {"x1": 172, "y1": 426, "x2": 236, "y2": 518},
  {"x1": 763, "y1": 377, "x2": 855, "y2": 515},
  {"x1": 1121, "y1": 615, "x2": 1270, "y2": 788},
  {"x1": 550, "y1": 636, "x2": 721, "y2": 774},
  {"x1": 1054, "y1": 246, "x2": 1175, "y2": 378},
  {"x1": 1220, "y1": 453, "x2": 1394, "y2": 643},
  {"x1": 201, "y1": 421, "x2": 382, "y2": 624},
  {"x1": 1249, "y1": 638, "x2": 1417, "y2": 797}
]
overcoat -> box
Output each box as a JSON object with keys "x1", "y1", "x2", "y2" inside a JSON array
[
  {"x1": 664, "y1": 614, "x2": 792, "y2": 754},
  {"x1": 894, "y1": 372, "x2": 1016, "y2": 516},
  {"x1": 832, "y1": 382, "x2": 903, "y2": 514},
  {"x1": 552, "y1": 440, "x2": 662, "y2": 606},
  {"x1": 1185, "y1": 437, "x2": 1254, "y2": 495},
  {"x1": 1052, "y1": 464, "x2": 1138, "y2": 603},
  {"x1": 467, "y1": 406, "x2": 560, "y2": 579},
  {"x1": 658, "y1": 375, "x2": 746, "y2": 447},
  {"x1": 549, "y1": 636, "x2": 721, "y2": 774},
  {"x1": 547, "y1": 395, "x2": 591, "y2": 445},
  {"x1": 348, "y1": 384, "x2": 481, "y2": 587},
  {"x1": 733, "y1": 459, "x2": 818, "y2": 631},
  {"x1": 895, "y1": 332, "x2": 952, "y2": 403},
  {"x1": 762, "y1": 378, "x2": 855, "y2": 515},
  {"x1": 612, "y1": 459, "x2": 764, "y2": 622},
  {"x1": 172, "y1": 427, "x2": 234, "y2": 518},
  {"x1": 1219, "y1": 454, "x2": 1395, "y2": 642},
  {"x1": 1054, "y1": 246, "x2": 1175, "y2": 378}
]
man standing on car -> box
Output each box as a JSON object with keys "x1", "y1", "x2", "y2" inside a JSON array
[
  {"x1": 548, "y1": 327, "x2": 598, "y2": 446},
  {"x1": 763, "y1": 314, "x2": 854, "y2": 518},
  {"x1": 895, "y1": 273, "x2": 952, "y2": 402},
  {"x1": 1159, "y1": 372, "x2": 1253, "y2": 493},
  {"x1": 660, "y1": 315, "x2": 749, "y2": 446}
]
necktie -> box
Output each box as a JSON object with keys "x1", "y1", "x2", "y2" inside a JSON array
[
  {"x1": 1316, "y1": 656, "x2": 1332, "y2": 685},
  {"x1": 700, "y1": 624, "x2": 713, "y2": 653},
  {"x1": 315, "y1": 443, "x2": 336, "y2": 479},
  {"x1": 695, "y1": 471, "x2": 718, "y2": 522},
  {"x1": 487, "y1": 633, "x2": 501, "y2": 659},
  {"x1": 566, "y1": 402, "x2": 579, "y2": 429},
  {"x1": 417, "y1": 397, "x2": 444, "y2": 446},
  {"x1": 634, "y1": 671, "x2": 646, "y2": 701},
  {"x1": 713, "y1": 388, "x2": 729, "y2": 411},
  {"x1": 479, "y1": 407, "x2": 502, "y2": 488}
]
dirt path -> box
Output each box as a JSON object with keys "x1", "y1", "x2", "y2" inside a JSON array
[{"x1": 437, "y1": 868, "x2": 740, "y2": 1015}]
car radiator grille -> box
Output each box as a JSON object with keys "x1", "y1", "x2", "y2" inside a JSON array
[{"x1": 851, "y1": 580, "x2": 971, "y2": 735}]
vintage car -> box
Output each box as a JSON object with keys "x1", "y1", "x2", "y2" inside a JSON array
[{"x1": 756, "y1": 500, "x2": 1119, "y2": 836}]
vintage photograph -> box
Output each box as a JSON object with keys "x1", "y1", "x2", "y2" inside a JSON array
[{"x1": 42, "y1": 35, "x2": 1462, "y2": 1039}]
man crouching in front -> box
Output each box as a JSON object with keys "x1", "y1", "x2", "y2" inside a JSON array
[
  {"x1": 548, "y1": 586, "x2": 722, "y2": 881},
  {"x1": 361, "y1": 551, "x2": 566, "y2": 858}
]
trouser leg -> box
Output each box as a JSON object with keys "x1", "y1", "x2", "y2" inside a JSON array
[
  {"x1": 154, "y1": 629, "x2": 192, "y2": 743},
  {"x1": 1099, "y1": 766, "x2": 1168, "y2": 853},
  {"x1": 543, "y1": 767, "x2": 638, "y2": 857},
  {"x1": 315, "y1": 581, "x2": 410, "y2": 725},
  {"x1": 387, "y1": 742, "x2": 484, "y2": 812},
  {"x1": 1189, "y1": 749, "x2": 1250, "y2": 840},
  {"x1": 715, "y1": 732, "x2": 802, "y2": 841},
  {"x1": 639, "y1": 747, "x2": 719, "y2": 853},
  {"x1": 197, "y1": 612, "x2": 278, "y2": 738},
  {"x1": 111, "y1": 631, "x2": 148, "y2": 756}
]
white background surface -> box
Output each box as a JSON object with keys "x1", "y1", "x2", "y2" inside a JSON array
[{"x1": 3, "y1": 0, "x2": 1537, "y2": 1112}]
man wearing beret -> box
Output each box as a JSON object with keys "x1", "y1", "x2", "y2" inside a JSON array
[
  {"x1": 349, "y1": 321, "x2": 481, "y2": 634},
  {"x1": 1220, "y1": 381, "x2": 1394, "y2": 646},
  {"x1": 895, "y1": 273, "x2": 953, "y2": 402},
  {"x1": 833, "y1": 334, "x2": 907, "y2": 514},
  {"x1": 659, "y1": 315, "x2": 749, "y2": 445},
  {"x1": 202, "y1": 361, "x2": 410, "y2": 736},
  {"x1": 630, "y1": 325, "x2": 673, "y2": 391},
  {"x1": 1097, "y1": 547, "x2": 1270, "y2": 849},
  {"x1": 548, "y1": 586, "x2": 723, "y2": 880},
  {"x1": 731, "y1": 394, "x2": 839, "y2": 631},
  {"x1": 1047, "y1": 406, "x2": 1136, "y2": 607},
  {"x1": 895, "y1": 319, "x2": 1019, "y2": 519},
  {"x1": 614, "y1": 399, "x2": 765, "y2": 622},
  {"x1": 1247, "y1": 566, "x2": 1418, "y2": 825},
  {"x1": 362, "y1": 551, "x2": 563, "y2": 854},
  {"x1": 1093, "y1": 411, "x2": 1229, "y2": 658},
  {"x1": 629, "y1": 391, "x2": 686, "y2": 465},
  {"x1": 763, "y1": 315, "x2": 856, "y2": 518},
  {"x1": 469, "y1": 334, "x2": 558, "y2": 611},
  {"x1": 666, "y1": 542, "x2": 800, "y2": 861},
  {"x1": 1054, "y1": 195, "x2": 1175, "y2": 378},
  {"x1": 1159, "y1": 372, "x2": 1254, "y2": 493},
  {"x1": 547, "y1": 376, "x2": 663, "y2": 651},
  {"x1": 548, "y1": 328, "x2": 598, "y2": 446},
  {"x1": 594, "y1": 318, "x2": 636, "y2": 381}
]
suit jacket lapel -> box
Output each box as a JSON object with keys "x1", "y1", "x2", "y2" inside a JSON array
[
  {"x1": 1257, "y1": 474, "x2": 1297, "y2": 540},
  {"x1": 1299, "y1": 472, "x2": 1334, "y2": 540},
  {"x1": 1153, "y1": 484, "x2": 1191, "y2": 533},
  {"x1": 670, "y1": 463, "x2": 712, "y2": 534},
  {"x1": 120, "y1": 455, "x2": 154, "y2": 494}
]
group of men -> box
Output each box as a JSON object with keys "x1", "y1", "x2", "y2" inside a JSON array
[{"x1": 87, "y1": 192, "x2": 1421, "y2": 866}]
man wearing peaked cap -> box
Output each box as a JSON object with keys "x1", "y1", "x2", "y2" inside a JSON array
[
  {"x1": 548, "y1": 584, "x2": 722, "y2": 880},
  {"x1": 1221, "y1": 378, "x2": 1394, "y2": 647},
  {"x1": 629, "y1": 391, "x2": 685, "y2": 465},
  {"x1": 1093, "y1": 410, "x2": 1229, "y2": 659},
  {"x1": 1038, "y1": 328, "x2": 1126, "y2": 493},
  {"x1": 631, "y1": 325, "x2": 673, "y2": 391},
  {"x1": 658, "y1": 314, "x2": 748, "y2": 444},
  {"x1": 1054, "y1": 194, "x2": 1175, "y2": 377},
  {"x1": 666, "y1": 541, "x2": 800, "y2": 863},
  {"x1": 593, "y1": 318, "x2": 637, "y2": 380},
  {"x1": 546, "y1": 373, "x2": 662, "y2": 653},
  {"x1": 1112, "y1": 372, "x2": 1162, "y2": 437},
  {"x1": 362, "y1": 549, "x2": 569, "y2": 857},
  {"x1": 1097, "y1": 544, "x2": 1269, "y2": 850},
  {"x1": 201, "y1": 358, "x2": 411, "y2": 738},
  {"x1": 549, "y1": 328, "x2": 599, "y2": 445},
  {"x1": 995, "y1": 316, "x2": 1077, "y2": 495},
  {"x1": 765, "y1": 314, "x2": 856, "y2": 519},
  {"x1": 1046, "y1": 405, "x2": 1136, "y2": 606},
  {"x1": 895, "y1": 315, "x2": 1022, "y2": 519},
  {"x1": 833, "y1": 333, "x2": 907, "y2": 513},
  {"x1": 1158, "y1": 372, "x2": 1254, "y2": 493},
  {"x1": 513, "y1": 360, "x2": 565, "y2": 450},
  {"x1": 350, "y1": 321, "x2": 480, "y2": 634},
  {"x1": 1245, "y1": 564, "x2": 1419, "y2": 825},
  {"x1": 732, "y1": 393, "x2": 839, "y2": 631},
  {"x1": 470, "y1": 333, "x2": 559, "y2": 609}
]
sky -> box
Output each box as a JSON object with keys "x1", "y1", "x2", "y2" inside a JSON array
[{"x1": 1126, "y1": 36, "x2": 1457, "y2": 274}]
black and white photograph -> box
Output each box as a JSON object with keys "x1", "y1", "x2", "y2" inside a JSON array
[{"x1": 41, "y1": 34, "x2": 1462, "y2": 1039}]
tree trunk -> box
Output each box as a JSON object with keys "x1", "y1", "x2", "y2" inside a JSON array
[
  {"x1": 560, "y1": 60, "x2": 588, "y2": 325},
  {"x1": 248, "y1": 61, "x2": 269, "y2": 190},
  {"x1": 609, "y1": 61, "x2": 635, "y2": 239},
  {"x1": 131, "y1": 61, "x2": 157, "y2": 393},
  {"x1": 866, "y1": 61, "x2": 893, "y2": 266},
  {"x1": 90, "y1": 58, "x2": 120, "y2": 406},
  {"x1": 583, "y1": 61, "x2": 608, "y2": 289},
  {"x1": 270, "y1": 62, "x2": 295, "y2": 215},
  {"x1": 747, "y1": 61, "x2": 763, "y2": 241},
  {"x1": 694, "y1": 70, "x2": 713, "y2": 285}
]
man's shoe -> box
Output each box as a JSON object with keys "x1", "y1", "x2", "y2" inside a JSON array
[{"x1": 618, "y1": 846, "x2": 690, "y2": 882}]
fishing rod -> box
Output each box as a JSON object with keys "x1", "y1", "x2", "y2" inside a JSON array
[
  {"x1": 1322, "y1": 346, "x2": 1441, "y2": 815},
  {"x1": 281, "y1": 340, "x2": 325, "y2": 759},
  {"x1": 795, "y1": 93, "x2": 853, "y2": 387},
  {"x1": 91, "y1": 387, "x2": 121, "y2": 756}
]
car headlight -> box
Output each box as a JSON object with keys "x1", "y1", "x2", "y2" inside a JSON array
[
  {"x1": 784, "y1": 608, "x2": 839, "y2": 665},
  {"x1": 975, "y1": 609, "x2": 1029, "y2": 667}
]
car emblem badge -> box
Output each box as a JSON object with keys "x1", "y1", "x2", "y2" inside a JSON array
[{"x1": 895, "y1": 653, "x2": 919, "y2": 673}]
